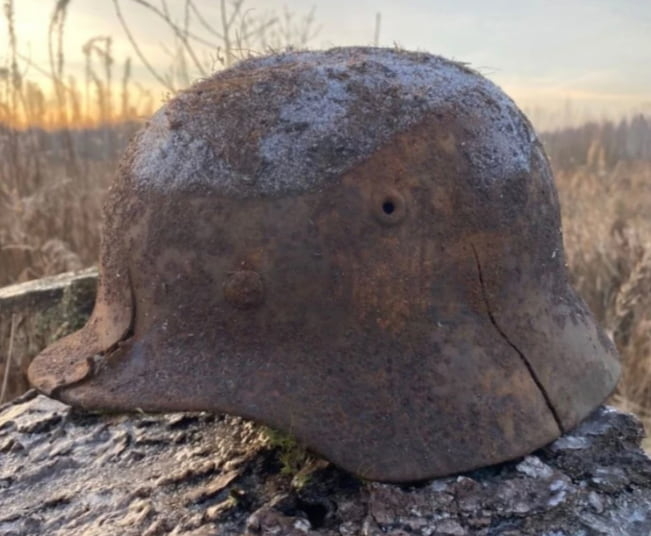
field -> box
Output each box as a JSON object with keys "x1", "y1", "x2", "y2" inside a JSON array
[{"x1": 1, "y1": 1, "x2": 650, "y2": 446}]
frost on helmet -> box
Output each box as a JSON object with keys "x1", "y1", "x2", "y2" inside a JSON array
[{"x1": 28, "y1": 47, "x2": 620, "y2": 483}]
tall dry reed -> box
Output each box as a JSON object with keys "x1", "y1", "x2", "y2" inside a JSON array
[{"x1": 554, "y1": 157, "x2": 651, "y2": 429}]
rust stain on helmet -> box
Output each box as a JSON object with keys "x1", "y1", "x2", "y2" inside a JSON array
[{"x1": 28, "y1": 47, "x2": 620, "y2": 483}]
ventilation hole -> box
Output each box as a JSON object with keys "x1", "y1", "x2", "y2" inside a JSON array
[
  {"x1": 382, "y1": 200, "x2": 396, "y2": 215},
  {"x1": 373, "y1": 190, "x2": 406, "y2": 225}
]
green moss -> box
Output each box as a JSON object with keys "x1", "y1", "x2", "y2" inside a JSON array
[
  {"x1": 263, "y1": 426, "x2": 313, "y2": 484},
  {"x1": 52, "y1": 281, "x2": 94, "y2": 339},
  {"x1": 35, "y1": 277, "x2": 95, "y2": 345}
]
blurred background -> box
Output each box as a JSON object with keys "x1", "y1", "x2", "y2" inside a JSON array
[{"x1": 1, "y1": 0, "x2": 650, "y2": 439}]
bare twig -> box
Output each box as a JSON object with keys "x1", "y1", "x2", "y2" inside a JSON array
[
  {"x1": 127, "y1": 0, "x2": 208, "y2": 75},
  {"x1": 113, "y1": 0, "x2": 174, "y2": 91},
  {"x1": 188, "y1": 0, "x2": 224, "y2": 40},
  {"x1": 16, "y1": 52, "x2": 75, "y2": 94}
]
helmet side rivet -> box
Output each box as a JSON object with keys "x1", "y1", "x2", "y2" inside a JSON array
[{"x1": 223, "y1": 270, "x2": 265, "y2": 310}]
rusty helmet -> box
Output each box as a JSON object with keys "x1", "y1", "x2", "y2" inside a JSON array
[{"x1": 28, "y1": 48, "x2": 620, "y2": 482}]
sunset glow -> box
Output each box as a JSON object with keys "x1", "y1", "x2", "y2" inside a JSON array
[{"x1": 1, "y1": 0, "x2": 650, "y2": 129}]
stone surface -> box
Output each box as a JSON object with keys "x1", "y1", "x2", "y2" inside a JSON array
[
  {"x1": 0, "y1": 268, "x2": 97, "y2": 313},
  {"x1": 1, "y1": 393, "x2": 650, "y2": 535}
]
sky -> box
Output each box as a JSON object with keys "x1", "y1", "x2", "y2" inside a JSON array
[{"x1": 3, "y1": 0, "x2": 651, "y2": 128}]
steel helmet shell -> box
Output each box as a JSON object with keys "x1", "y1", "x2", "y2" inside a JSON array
[{"x1": 29, "y1": 48, "x2": 620, "y2": 482}]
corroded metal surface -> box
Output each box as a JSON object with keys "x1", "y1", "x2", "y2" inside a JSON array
[{"x1": 28, "y1": 48, "x2": 620, "y2": 482}]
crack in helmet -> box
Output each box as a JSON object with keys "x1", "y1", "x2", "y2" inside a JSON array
[{"x1": 28, "y1": 48, "x2": 620, "y2": 482}]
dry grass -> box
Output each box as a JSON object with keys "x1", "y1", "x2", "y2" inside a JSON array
[
  {"x1": 555, "y1": 159, "x2": 651, "y2": 424},
  {"x1": 1, "y1": 0, "x2": 148, "y2": 285},
  {"x1": 0, "y1": 126, "x2": 137, "y2": 285},
  {"x1": 543, "y1": 123, "x2": 651, "y2": 429}
]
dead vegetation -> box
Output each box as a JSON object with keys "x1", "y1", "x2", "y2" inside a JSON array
[
  {"x1": 540, "y1": 123, "x2": 651, "y2": 430},
  {"x1": 553, "y1": 161, "x2": 651, "y2": 426},
  {"x1": 1, "y1": 2, "x2": 650, "y2": 446}
]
